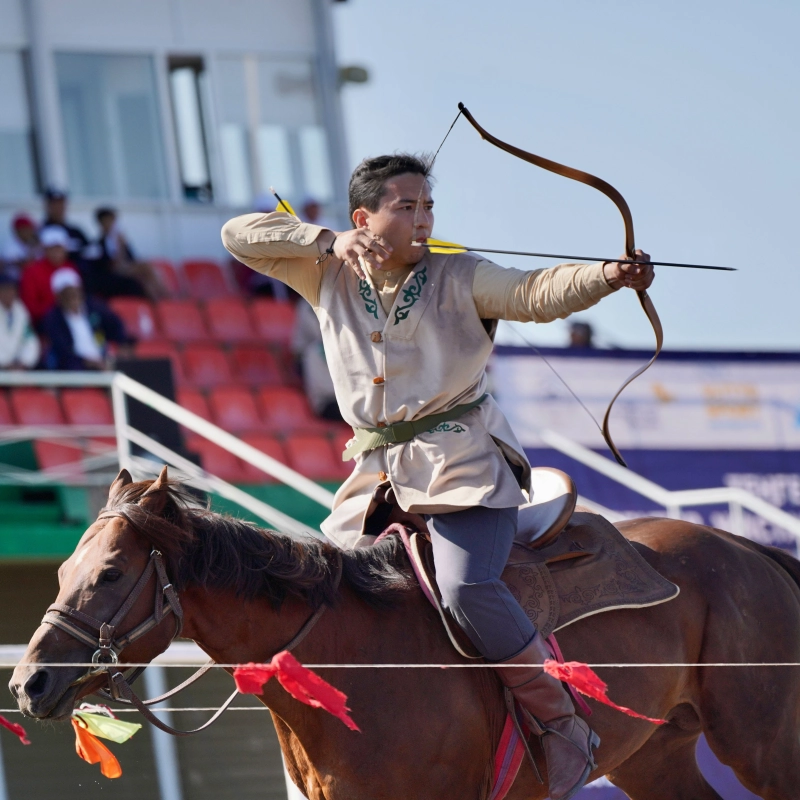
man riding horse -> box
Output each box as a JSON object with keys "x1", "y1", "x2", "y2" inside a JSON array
[{"x1": 221, "y1": 154, "x2": 654, "y2": 800}]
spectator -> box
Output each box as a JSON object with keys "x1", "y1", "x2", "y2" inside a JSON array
[
  {"x1": 569, "y1": 321, "x2": 594, "y2": 348},
  {"x1": 20, "y1": 226, "x2": 81, "y2": 327},
  {"x1": 42, "y1": 269, "x2": 133, "y2": 371},
  {"x1": 82, "y1": 207, "x2": 165, "y2": 300},
  {"x1": 301, "y1": 196, "x2": 337, "y2": 230},
  {"x1": 2, "y1": 214, "x2": 40, "y2": 278},
  {"x1": 291, "y1": 300, "x2": 342, "y2": 421},
  {"x1": 41, "y1": 188, "x2": 89, "y2": 264},
  {"x1": 0, "y1": 273, "x2": 40, "y2": 369}
]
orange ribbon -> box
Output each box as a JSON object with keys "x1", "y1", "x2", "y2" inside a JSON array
[{"x1": 72, "y1": 719, "x2": 123, "y2": 779}]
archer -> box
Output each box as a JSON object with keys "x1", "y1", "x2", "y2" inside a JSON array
[{"x1": 221, "y1": 154, "x2": 654, "y2": 800}]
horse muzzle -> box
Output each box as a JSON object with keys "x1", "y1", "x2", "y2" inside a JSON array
[{"x1": 9, "y1": 663, "x2": 82, "y2": 720}]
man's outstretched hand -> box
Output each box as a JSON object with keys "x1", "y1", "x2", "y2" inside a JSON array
[{"x1": 603, "y1": 249, "x2": 655, "y2": 291}]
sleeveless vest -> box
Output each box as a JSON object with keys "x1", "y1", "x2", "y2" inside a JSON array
[{"x1": 316, "y1": 251, "x2": 530, "y2": 548}]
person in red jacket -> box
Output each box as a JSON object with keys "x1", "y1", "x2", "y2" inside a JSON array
[{"x1": 19, "y1": 226, "x2": 80, "y2": 327}]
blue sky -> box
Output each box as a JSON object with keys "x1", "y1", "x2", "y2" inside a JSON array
[{"x1": 331, "y1": 0, "x2": 800, "y2": 351}]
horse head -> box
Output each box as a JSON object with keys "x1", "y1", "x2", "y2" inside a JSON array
[{"x1": 9, "y1": 466, "x2": 187, "y2": 720}]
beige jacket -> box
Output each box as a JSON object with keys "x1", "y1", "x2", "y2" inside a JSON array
[{"x1": 222, "y1": 213, "x2": 616, "y2": 547}]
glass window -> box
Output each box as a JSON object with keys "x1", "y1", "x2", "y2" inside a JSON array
[
  {"x1": 169, "y1": 58, "x2": 212, "y2": 202},
  {"x1": 215, "y1": 57, "x2": 253, "y2": 207},
  {"x1": 298, "y1": 124, "x2": 333, "y2": 202},
  {"x1": 55, "y1": 53, "x2": 167, "y2": 199},
  {"x1": 0, "y1": 51, "x2": 38, "y2": 198}
]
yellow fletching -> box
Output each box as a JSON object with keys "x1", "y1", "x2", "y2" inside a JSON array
[
  {"x1": 426, "y1": 237, "x2": 467, "y2": 254},
  {"x1": 275, "y1": 198, "x2": 297, "y2": 216}
]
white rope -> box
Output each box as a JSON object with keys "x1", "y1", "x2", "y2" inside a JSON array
[
  {"x1": 4, "y1": 662, "x2": 800, "y2": 668},
  {"x1": 0, "y1": 707, "x2": 267, "y2": 714}
]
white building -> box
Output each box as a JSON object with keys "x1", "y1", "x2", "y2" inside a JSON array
[{"x1": 0, "y1": 0, "x2": 350, "y2": 261}]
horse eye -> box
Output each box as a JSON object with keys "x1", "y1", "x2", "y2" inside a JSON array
[{"x1": 102, "y1": 569, "x2": 123, "y2": 583}]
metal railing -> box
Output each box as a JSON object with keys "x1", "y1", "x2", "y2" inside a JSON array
[{"x1": 535, "y1": 428, "x2": 800, "y2": 544}]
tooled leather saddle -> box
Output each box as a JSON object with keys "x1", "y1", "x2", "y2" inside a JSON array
[{"x1": 367, "y1": 468, "x2": 679, "y2": 657}]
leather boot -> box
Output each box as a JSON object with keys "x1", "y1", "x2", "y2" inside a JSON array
[{"x1": 492, "y1": 635, "x2": 600, "y2": 800}]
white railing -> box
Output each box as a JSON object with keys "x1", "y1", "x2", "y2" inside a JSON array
[
  {"x1": 535, "y1": 428, "x2": 800, "y2": 544},
  {"x1": 0, "y1": 371, "x2": 334, "y2": 538}
]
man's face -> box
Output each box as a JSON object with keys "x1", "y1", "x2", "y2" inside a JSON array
[
  {"x1": 0, "y1": 285, "x2": 17, "y2": 310},
  {"x1": 98, "y1": 214, "x2": 115, "y2": 234},
  {"x1": 46, "y1": 197, "x2": 66, "y2": 222},
  {"x1": 58, "y1": 286, "x2": 83, "y2": 313},
  {"x1": 44, "y1": 245, "x2": 67, "y2": 267},
  {"x1": 15, "y1": 223, "x2": 36, "y2": 245},
  {"x1": 354, "y1": 173, "x2": 434, "y2": 268}
]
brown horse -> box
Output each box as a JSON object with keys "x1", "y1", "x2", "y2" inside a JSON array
[{"x1": 9, "y1": 469, "x2": 800, "y2": 799}]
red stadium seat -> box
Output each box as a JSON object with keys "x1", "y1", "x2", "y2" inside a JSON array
[
  {"x1": 135, "y1": 341, "x2": 185, "y2": 386},
  {"x1": 230, "y1": 345, "x2": 284, "y2": 386},
  {"x1": 60, "y1": 388, "x2": 114, "y2": 426},
  {"x1": 10, "y1": 388, "x2": 65, "y2": 425},
  {"x1": 257, "y1": 387, "x2": 321, "y2": 432},
  {"x1": 109, "y1": 298, "x2": 160, "y2": 341},
  {"x1": 185, "y1": 438, "x2": 247, "y2": 483},
  {"x1": 33, "y1": 440, "x2": 85, "y2": 474},
  {"x1": 150, "y1": 259, "x2": 182, "y2": 296},
  {"x1": 331, "y1": 428, "x2": 355, "y2": 478},
  {"x1": 285, "y1": 434, "x2": 343, "y2": 481},
  {"x1": 183, "y1": 260, "x2": 233, "y2": 300},
  {"x1": 176, "y1": 388, "x2": 212, "y2": 421},
  {"x1": 208, "y1": 387, "x2": 263, "y2": 432},
  {"x1": 156, "y1": 300, "x2": 210, "y2": 343},
  {"x1": 0, "y1": 392, "x2": 14, "y2": 426},
  {"x1": 250, "y1": 299, "x2": 296, "y2": 346},
  {"x1": 240, "y1": 434, "x2": 288, "y2": 483},
  {"x1": 205, "y1": 298, "x2": 257, "y2": 342},
  {"x1": 182, "y1": 344, "x2": 234, "y2": 388}
]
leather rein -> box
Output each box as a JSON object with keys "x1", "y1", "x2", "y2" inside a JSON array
[{"x1": 42, "y1": 511, "x2": 343, "y2": 737}]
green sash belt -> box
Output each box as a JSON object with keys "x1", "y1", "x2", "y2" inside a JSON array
[{"x1": 342, "y1": 393, "x2": 488, "y2": 461}]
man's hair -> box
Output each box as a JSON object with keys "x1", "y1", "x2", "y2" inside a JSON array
[
  {"x1": 95, "y1": 207, "x2": 117, "y2": 223},
  {"x1": 348, "y1": 153, "x2": 432, "y2": 220}
]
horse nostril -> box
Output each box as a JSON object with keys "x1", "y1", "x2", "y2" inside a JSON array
[
  {"x1": 8, "y1": 680, "x2": 19, "y2": 699},
  {"x1": 24, "y1": 670, "x2": 50, "y2": 699}
]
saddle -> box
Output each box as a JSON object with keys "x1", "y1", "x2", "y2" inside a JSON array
[{"x1": 367, "y1": 468, "x2": 680, "y2": 658}]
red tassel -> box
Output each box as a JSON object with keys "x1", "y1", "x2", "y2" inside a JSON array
[
  {"x1": 0, "y1": 715, "x2": 31, "y2": 745},
  {"x1": 544, "y1": 660, "x2": 666, "y2": 725},
  {"x1": 235, "y1": 651, "x2": 360, "y2": 731}
]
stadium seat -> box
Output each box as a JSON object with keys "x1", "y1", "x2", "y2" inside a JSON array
[
  {"x1": 33, "y1": 440, "x2": 85, "y2": 475},
  {"x1": 250, "y1": 299, "x2": 296, "y2": 346},
  {"x1": 150, "y1": 259, "x2": 182, "y2": 296},
  {"x1": 109, "y1": 298, "x2": 160, "y2": 341},
  {"x1": 183, "y1": 260, "x2": 233, "y2": 300},
  {"x1": 135, "y1": 340, "x2": 185, "y2": 386},
  {"x1": 156, "y1": 300, "x2": 210, "y2": 342},
  {"x1": 182, "y1": 344, "x2": 234, "y2": 388},
  {"x1": 176, "y1": 388, "x2": 212, "y2": 421},
  {"x1": 60, "y1": 388, "x2": 114, "y2": 426},
  {"x1": 185, "y1": 438, "x2": 247, "y2": 483},
  {"x1": 10, "y1": 388, "x2": 65, "y2": 425},
  {"x1": 330, "y1": 428, "x2": 355, "y2": 478},
  {"x1": 257, "y1": 387, "x2": 321, "y2": 432},
  {"x1": 0, "y1": 392, "x2": 14, "y2": 426},
  {"x1": 230, "y1": 345, "x2": 284, "y2": 386},
  {"x1": 240, "y1": 434, "x2": 288, "y2": 483},
  {"x1": 285, "y1": 434, "x2": 343, "y2": 481},
  {"x1": 208, "y1": 387, "x2": 263, "y2": 432},
  {"x1": 205, "y1": 298, "x2": 257, "y2": 342}
]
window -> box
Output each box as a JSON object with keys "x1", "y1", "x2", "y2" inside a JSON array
[
  {"x1": 214, "y1": 56, "x2": 334, "y2": 208},
  {"x1": 56, "y1": 53, "x2": 167, "y2": 199},
  {"x1": 168, "y1": 57, "x2": 213, "y2": 202},
  {"x1": 0, "y1": 51, "x2": 38, "y2": 198}
]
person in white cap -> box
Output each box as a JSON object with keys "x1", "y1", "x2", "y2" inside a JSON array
[
  {"x1": 41, "y1": 268, "x2": 133, "y2": 370},
  {"x1": 19, "y1": 225, "x2": 81, "y2": 327},
  {"x1": 0, "y1": 273, "x2": 40, "y2": 369}
]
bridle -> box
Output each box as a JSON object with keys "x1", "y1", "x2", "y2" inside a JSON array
[{"x1": 41, "y1": 510, "x2": 343, "y2": 737}]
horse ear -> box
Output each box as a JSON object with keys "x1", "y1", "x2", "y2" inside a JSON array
[
  {"x1": 108, "y1": 468, "x2": 133, "y2": 502},
  {"x1": 139, "y1": 465, "x2": 171, "y2": 515}
]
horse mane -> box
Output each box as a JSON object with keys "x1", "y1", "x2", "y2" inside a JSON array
[{"x1": 103, "y1": 478, "x2": 415, "y2": 610}]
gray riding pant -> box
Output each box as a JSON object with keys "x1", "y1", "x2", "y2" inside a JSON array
[{"x1": 427, "y1": 505, "x2": 536, "y2": 662}]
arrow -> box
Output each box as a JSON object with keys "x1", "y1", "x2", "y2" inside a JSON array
[{"x1": 413, "y1": 240, "x2": 735, "y2": 271}]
